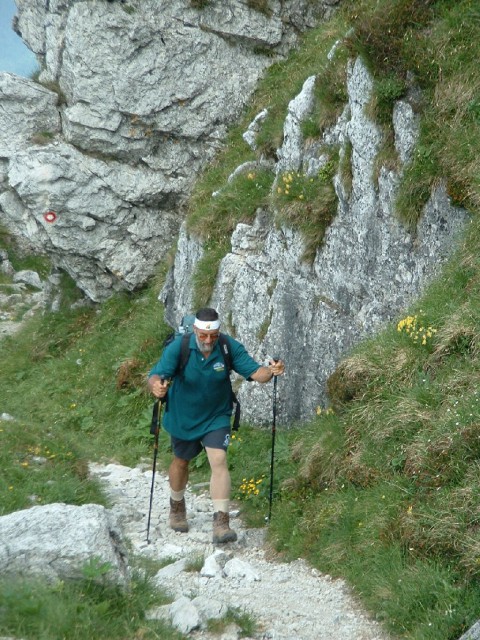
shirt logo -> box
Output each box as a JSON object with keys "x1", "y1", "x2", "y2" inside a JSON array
[{"x1": 213, "y1": 361, "x2": 225, "y2": 373}]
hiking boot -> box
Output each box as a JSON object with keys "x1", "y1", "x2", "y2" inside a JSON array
[
  {"x1": 169, "y1": 498, "x2": 188, "y2": 532},
  {"x1": 213, "y1": 511, "x2": 237, "y2": 543}
]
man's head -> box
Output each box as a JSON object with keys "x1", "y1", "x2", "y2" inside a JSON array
[{"x1": 193, "y1": 308, "x2": 220, "y2": 354}]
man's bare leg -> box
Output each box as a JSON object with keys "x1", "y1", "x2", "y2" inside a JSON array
[
  {"x1": 206, "y1": 447, "x2": 237, "y2": 543},
  {"x1": 168, "y1": 456, "x2": 189, "y2": 532}
]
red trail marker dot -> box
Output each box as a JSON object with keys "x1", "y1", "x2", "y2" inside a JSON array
[{"x1": 43, "y1": 211, "x2": 57, "y2": 223}]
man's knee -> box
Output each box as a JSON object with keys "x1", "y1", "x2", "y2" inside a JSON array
[
  {"x1": 172, "y1": 456, "x2": 189, "y2": 471},
  {"x1": 206, "y1": 447, "x2": 227, "y2": 468}
]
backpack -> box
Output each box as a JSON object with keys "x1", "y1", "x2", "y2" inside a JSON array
[
  {"x1": 162, "y1": 313, "x2": 196, "y2": 349},
  {"x1": 164, "y1": 314, "x2": 241, "y2": 431}
]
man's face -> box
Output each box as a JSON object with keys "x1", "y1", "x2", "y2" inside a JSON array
[{"x1": 194, "y1": 327, "x2": 220, "y2": 354}]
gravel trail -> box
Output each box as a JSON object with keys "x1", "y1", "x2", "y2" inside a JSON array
[{"x1": 89, "y1": 462, "x2": 390, "y2": 640}]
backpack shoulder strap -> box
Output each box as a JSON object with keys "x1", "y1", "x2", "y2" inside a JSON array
[
  {"x1": 176, "y1": 333, "x2": 191, "y2": 375},
  {"x1": 218, "y1": 333, "x2": 241, "y2": 431},
  {"x1": 218, "y1": 333, "x2": 233, "y2": 372}
]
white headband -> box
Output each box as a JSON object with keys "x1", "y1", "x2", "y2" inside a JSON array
[{"x1": 194, "y1": 318, "x2": 221, "y2": 331}]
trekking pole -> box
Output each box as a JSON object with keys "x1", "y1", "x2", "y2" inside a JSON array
[
  {"x1": 146, "y1": 384, "x2": 164, "y2": 543},
  {"x1": 267, "y1": 358, "x2": 279, "y2": 523}
]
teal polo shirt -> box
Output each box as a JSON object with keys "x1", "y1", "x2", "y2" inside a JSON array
[{"x1": 148, "y1": 333, "x2": 261, "y2": 441}]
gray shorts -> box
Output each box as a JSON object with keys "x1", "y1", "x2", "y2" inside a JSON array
[{"x1": 171, "y1": 427, "x2": 231, "y2": 461}]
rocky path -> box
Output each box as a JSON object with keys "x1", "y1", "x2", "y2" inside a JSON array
[{"x1": 89, "y1": 462, "x2": 390, "y2": 640}]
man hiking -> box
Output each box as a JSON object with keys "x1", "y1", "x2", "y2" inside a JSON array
[{"x1": 148, "y1": 307, "x2": 285, "y2": 543}]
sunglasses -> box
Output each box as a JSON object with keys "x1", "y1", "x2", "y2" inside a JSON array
[{"x1": 196, "y1": 331, "x2": 220, "y2": 342}]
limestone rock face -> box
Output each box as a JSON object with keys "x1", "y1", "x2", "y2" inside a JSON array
[
  {"x1": 1, "y1": 141, "x2": 181, "y2": 299},
  {"x1": 161, "y1": 58, "x2": 470, "y2": 425},
  {"x1": 0, "y1": 73, "x2": 61, "y2": 158},
  {"x1": 2, "y1": 0, "x2": 332, "y2": 300}
]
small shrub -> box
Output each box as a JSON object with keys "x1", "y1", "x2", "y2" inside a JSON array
[
  {"x1": 207, "y1": 607, "x2": 257, "y2": 637},
  {"x1": 326, "y1": 354, "x2": 375, "y2": 411},
  {"x1": 301, "y1": 116, "x2": 322, "y2": 140},
  {"x1": 188, "y1": 168, "x2": 274, "y2": 241},
  {"x1": 81, "y1": 557, "x2": 113, "y2": 582},
  {"x1": 274, "y1": 159, "x2": 338, "y2": 261},
  {"x1": 427, "y1": 306, "x2": 478, "y2": 366},
  {"x1": 312, "y1": 61, "x2": 349, "y2": 132},
  {"x1": 395, "y1": 141, "x2": 438, "y2": 227},
  {"x1": 339, "y1": 140, "x2": 353, "y2": 196},
  {"x1": 30, "y1": 131, "x2": 55, "y2": 145},
  {"x1": 247, "y1": 0, "x2": 272, "y2": 17},
  {"x1": 345, "y1": 0, "x2": 435, "y2": 76},
  {"x1": 467, "y1": 97, "x2": 480, "y2": 122},
  {"x1": 0, "y1": 230, "x2": 52, "y2": 278},
  {"x1": 115, "y1": 357, "x2": 146, "y2": 391},
  {"x1": 190, "y1": 0, "x2": 211, "y2": 7},
  {"x1": 370, "y1": 75, "x2": 407, "y2": 124},
  {"x1": 446, "y1": 177, "x2": 472, "y2": 208},
  {"x1": 184, "y1": 553, "x2": 204, "y2": 572},
  {"x1": 404, "y1": 423, "x2": 480, "y2": 489},
  {"x1": 340, "y1": 446, "x2": 380, "y2": 487},
  {"x1": 257, "y1": 310, "x2": 272, "y2": 342},
  {"x1": 37, "y1": 80, "x2": 67, "y2": 106}
]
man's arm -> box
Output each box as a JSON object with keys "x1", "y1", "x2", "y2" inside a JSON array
[
  {"x1": 147, "y1": 336, "x2": 184, "y2": 397},
  {"x1": 250, "y1": 359, "x2": 285, "y2": 383}
]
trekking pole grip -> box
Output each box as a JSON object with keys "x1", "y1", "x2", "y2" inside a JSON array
[
  {"x1": 271, "y1": 355, "x2": 280, "y2": 383},
  {"x1": 150, "y1": 377, "x2": 166, "y2": 435}
]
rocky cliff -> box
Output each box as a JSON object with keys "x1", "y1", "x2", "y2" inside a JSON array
[
  {"x1": 161, "y1": 57, "x2": 469, "y2": 425},
  {"x1": 0, "y1": 0, "x2": 333, "y2": 301}
]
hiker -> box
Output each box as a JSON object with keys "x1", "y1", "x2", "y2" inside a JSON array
[{"x1": 148, "y1": 307, "x2": 285, "y2": 543}]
